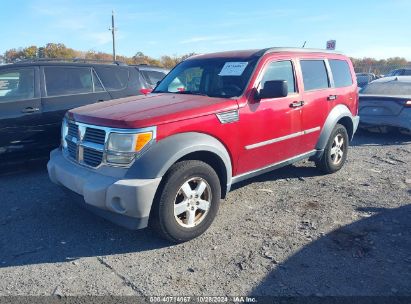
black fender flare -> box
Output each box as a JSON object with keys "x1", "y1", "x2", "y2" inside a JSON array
[
  {"x1": 314, "y1": 104, "x2": 357, "y2": 158},
  {"x1": 126, "y1": 132, "x2": 233, "y2": 189}
]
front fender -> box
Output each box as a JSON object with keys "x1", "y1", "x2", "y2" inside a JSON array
[{"x1": 125, "y1": 132, "x2": 233, "y2": 188}]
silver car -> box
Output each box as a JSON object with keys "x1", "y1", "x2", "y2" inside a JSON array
[{"x1": 359, "y1": 76, "x2": 411, "y2": 134}]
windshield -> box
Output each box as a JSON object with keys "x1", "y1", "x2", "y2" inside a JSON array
[
  {"x1": 361, "y1": 80, "x2": 411, "y2": 96},
  {"x1": 154, "y1": 57, "x2": 258, "y2": 98}
]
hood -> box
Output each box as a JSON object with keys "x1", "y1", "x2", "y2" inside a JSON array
[{"x1": 68, "y1": 93, "x2": 238, "y2": 129}]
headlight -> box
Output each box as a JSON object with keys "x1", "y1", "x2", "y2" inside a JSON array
[
  {"x1": 61, "y1": 118, "x2": 68, "y2": 148},
  {"x1": 106, "y1": 131, "x2": 154, "y2": 165}
]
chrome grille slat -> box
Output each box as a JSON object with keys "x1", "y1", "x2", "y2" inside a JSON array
[
  {"x1": 64, "y1": 122, "x2": 106, "y2": 168},
  {"x1": 67, "y1": 140, "x2": 77, "y2": 159},
  {"x1": 83, "y1": 147, "x2": 103, "y2": 167},
  {"x1": 84, "y1": 128, "x2": 106, "y2": 145}
]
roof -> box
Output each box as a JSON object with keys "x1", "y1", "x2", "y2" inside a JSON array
[
  {"x1": 189, "y1": 47, "x2": 343, "y2": 60},
  {"x1": 130, "y1": 64, "x2": 169, "y2": 72},
  {"x1": 0, "y1": 58, "x2": 127, "y2": 69}
]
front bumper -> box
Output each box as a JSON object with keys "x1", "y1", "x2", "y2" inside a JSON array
[{"x1": 47, "y1": 149, "x2": 162, "y2": 229}]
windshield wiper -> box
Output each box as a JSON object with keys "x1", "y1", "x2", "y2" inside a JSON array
[
  {"x1": 152, "y1": 90, "x2": 170, "y2": 93},
  {"x1": 174, "y1": 91, "x2": 208, "y2": 96}
]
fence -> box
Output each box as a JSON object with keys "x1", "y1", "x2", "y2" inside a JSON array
[{"x1": 353, "y1": 63, "x2": 411, "y2": 77}]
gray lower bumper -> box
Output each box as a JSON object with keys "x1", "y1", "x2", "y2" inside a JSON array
[{"x1": 47, "y1": 149, "x2": 162, "y2": 229}]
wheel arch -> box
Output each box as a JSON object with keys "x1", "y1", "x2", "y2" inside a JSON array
[
  {"x1": 314, "y1": 104, "x2": 356, "y2": 160},
  {"x1": 126, "y1": 132, "x2": 233, "y2": 198}
]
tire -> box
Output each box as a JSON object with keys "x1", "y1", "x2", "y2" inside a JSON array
[
  {"x1": 315, "y1": 124, "x2": 349, "y2": 174},
  {"x1": 150, "y1": 160, "x2": 221, "y2": 243}
]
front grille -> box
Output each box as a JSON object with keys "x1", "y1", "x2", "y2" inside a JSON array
[
  {"x1": 67, "y1": 140, "x2": 77, "y2": 159},
  {"x1": 64, "y1": 121, "x2": 106, "y2": 168},
  {"x1": 84, "y1": 128, "x2": 106, "y2": 145},
  {"x1": 68, "y1": 122, "x2": 78, "y2": 139},
  {"x1": 83, "y1": 148, "x2": 103, "y2": 167}
]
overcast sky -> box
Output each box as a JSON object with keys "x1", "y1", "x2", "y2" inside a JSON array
[{"x1": 1, "y1": 0, "x2": 411, "y2": 59}]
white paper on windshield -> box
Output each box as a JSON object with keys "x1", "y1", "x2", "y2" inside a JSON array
[{"x1": 218, "y1": 62, "x2": 248, "y2": 76}]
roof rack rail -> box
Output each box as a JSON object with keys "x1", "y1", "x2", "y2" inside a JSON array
[{"x1": 13, "y1": 58, "x2": 128, "y2": 66}]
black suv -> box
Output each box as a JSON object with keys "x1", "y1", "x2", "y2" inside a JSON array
[{"x1": 0, "y1": 59, "x2": 168, "y2": 164}]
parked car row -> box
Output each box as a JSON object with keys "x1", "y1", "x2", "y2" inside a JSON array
[
  {"x1": 0, "y1": 60, "x2": 168, "y2": 163},
  {"x1": 3, "y1": 47, "x2": 408, "y2": 242}
]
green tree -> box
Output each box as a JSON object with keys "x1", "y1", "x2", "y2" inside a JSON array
[
  {"x1": 131, "y1": 52, "x2": 160, "y2": 66},
  {"x1": 22, "y1": 46, "x2": 38, "y2": 59},
  {"x1": 42, "y1": 43, "x2": 77, "y2": 58},
  {"x1": 4, "y1": 48, "x2": 23, "y2": 63}
]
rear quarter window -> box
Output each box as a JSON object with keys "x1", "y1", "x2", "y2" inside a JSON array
[
  {"x1": 329, "y1": 59, "x2": 353, "y2": 88},
  {"x1": 300, "y1": 60, "x2": 329, "y2": 91},
  {"x1": 94, "y1": 67, "x2": 129, "y2": 90}
]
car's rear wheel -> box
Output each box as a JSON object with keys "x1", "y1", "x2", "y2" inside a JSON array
[
  {"x1": 150, "y1": 160, "x2": 221, "y2": 243},
  {"x1": 315, "y1": 124, "x2": 349, "y2": 174}
]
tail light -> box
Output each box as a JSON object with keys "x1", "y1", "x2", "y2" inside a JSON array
[
  {"x1": 140, "y1": 88, "x2": 152, "y2": 95},
  {"x1": 405, "y1": 100, "x2": 411, "y2": 107}
]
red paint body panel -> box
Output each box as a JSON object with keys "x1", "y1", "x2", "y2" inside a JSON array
[
  {"x1": 69, "y1": 93, "x2": 237, "y2": 128},
  {"x1": 68, "y1": 49, "x2": 358, "y2": 178}
]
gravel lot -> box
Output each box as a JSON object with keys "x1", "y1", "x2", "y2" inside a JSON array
[{"x1": 0, "y1": 130, "x2": 410, "y2": 297}]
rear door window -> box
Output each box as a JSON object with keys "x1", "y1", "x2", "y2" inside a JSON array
[
  {"x1": 0, "y1": 68, "x2": 35, "y2": 102},
  {"x1": 94, "y1": 67, "x2": 129, "y2": 90},
  {"x1": 300, "y1": 60, "x2": 330, "y2": 91},
  {"x1": 140, "y1": 70, "x2": 166, "y2": 88},
  {"x1": 44, "y1": 67, "x2": 94, "y2": 96},
  {"x1": 92, "y1": 69, "x2": 105, "y2": 92},
  {"x1": 329, "y1": 59, "x2": 353, "y2": 88},
  {"x1": 260, "y1": 60, "x2": 296, "y2": 93}
]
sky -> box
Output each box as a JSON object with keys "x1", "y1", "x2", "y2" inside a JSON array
[{"x1": 1, "y1": 0, "x2": 411, "y2": 60}]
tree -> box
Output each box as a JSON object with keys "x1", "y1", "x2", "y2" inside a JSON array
[
  {"x1": 131, "y1": 52, "x2": 160, "y2": 66},
  {"x1": 85, "y1": 50, "x2": 113, "y2": 61},
  {"x1": 42, "y1": 43, "x2": 77, "y2": 58},
  {"x1": 22, "y1": 46, "x2": 38, "y2": 59},
  {"x1": 351, "y1": 56, "x2": 409, "y2": 75},
  {"x1": 4, "y1": 48, "x2": 23, "y2": 63}
]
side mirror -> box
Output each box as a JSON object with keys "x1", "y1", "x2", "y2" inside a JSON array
[
  {"x1": 140, "y1": 88, "x2": 152, "y2": 95},
  {"x1": 256, "y1": 80, "x2": 288, "y2": 100}
]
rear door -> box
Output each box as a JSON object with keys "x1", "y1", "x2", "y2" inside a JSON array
[
  {"x1": 40, "y1": 65, "x2": 111, "y2": 149},
  {"x1": 0, "y1": 66, "x2": 43, "y2": 160},
  {"x1": 298, "y1": 58, "x2": 332, "y2": 152}
]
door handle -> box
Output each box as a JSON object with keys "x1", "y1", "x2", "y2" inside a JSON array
[
  {"x1": 290, "y1": 101, "x2": 305, "y2": 108},
  {"x1": 327, "y1": 95, "x2": 338, "y2": 101},
  {"x1": 97, "y1": 99, "x2": 104, "y2": 102},
  {"x1": 21, "y1": 107, "x2": 40, "y2": 113}
]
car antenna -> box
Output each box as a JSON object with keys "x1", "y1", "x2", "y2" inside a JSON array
[{"x1": 302, "y1": 41, "x2": 307, "y2": 48}]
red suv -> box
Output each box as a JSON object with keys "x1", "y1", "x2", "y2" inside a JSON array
[{"x1": 47, "y1": 48, "x2": 359, "y2": 242}]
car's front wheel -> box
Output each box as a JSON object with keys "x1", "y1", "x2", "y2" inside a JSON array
[
  {"x1": 315, "y1": 124, "x2": 349, "y2": 174},
  {"x1": 150, "y1": 160, "x2": 221, "y2": 243}
]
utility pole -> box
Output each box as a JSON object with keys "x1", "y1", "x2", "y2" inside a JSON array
[{"x1": 109, "y1": 10, "x2": 117, "y2": 61}]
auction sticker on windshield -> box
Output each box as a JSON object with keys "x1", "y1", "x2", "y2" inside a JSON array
[{"x1": 218, "y1": 62, "x2": 248, "y2": 76}]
